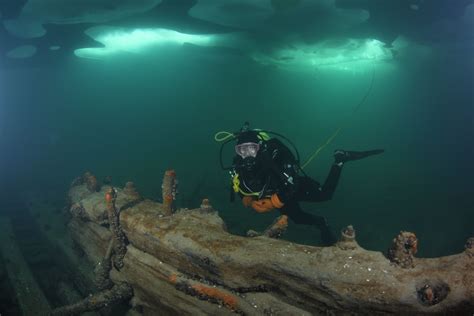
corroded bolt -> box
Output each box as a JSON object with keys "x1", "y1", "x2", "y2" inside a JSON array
[
  {"x1": 418, "y1": 284, "x2": 435, "y2": 305},
  {"x1": 200, "y1": 198, "x2": 212, "y2": 210},
  {"x1": 341, "y1": 225, "x2": 356, "y2": 242},
  {"x1": 416, "y1": 281, "x2": 450, "y2": 306},
  {"x1": 123, "y1": 181, "x2": 140, "y2": 198},
  {"x1": 404, "y1": 235, "x2": 418, "y2": 255}
]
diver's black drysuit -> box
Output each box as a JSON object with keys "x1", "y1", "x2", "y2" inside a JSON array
[{"x1": 233, "y1": 137, "x2": 341, "y2": 244}]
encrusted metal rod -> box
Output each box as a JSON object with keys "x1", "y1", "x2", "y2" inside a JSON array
[
  {"x1": 246, "y1": 215, "x2": 289, "y2": 238},
  {"x1": 340, "y1": 225, "x2": 355, "y2": 242},
  {"x1": 94, "y1": 238, "x2": 115, "y2": 291},
  {"x1": 50, "y1": 282, "x2": 133, "y2": 316},
  {"x1": 200, "y1": 198, "x2": 213, "y2": 211},
  {"x1": 337, "y1": 225, "x2": 359, "y2": 250},
  {"x1": 162, "y1": 169, "x2": 178, "y2": 215},
  {"x1": 105, "y1": 187, "x2": 127, "y2": 270},
  {"x1": 387, "y1": 231, "x2": 418, "y2": 268},
  {"x1": 168, "y1": 273, "x2": 257, "y2": 314},
  {"x1": 264, "y1": 215, "x2": 289, "y2": 238}
]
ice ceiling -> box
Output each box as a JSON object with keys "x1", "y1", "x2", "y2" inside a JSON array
[{"x1": 1, "y1": 0, "x2": 473, "y2": 71}]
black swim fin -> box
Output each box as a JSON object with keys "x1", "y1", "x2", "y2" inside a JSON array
[{"x1": 334, "y1": 149, "x2": 384, "y2": 164}]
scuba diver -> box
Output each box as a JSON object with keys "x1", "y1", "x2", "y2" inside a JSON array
[{"x1": 221, "y1": 122, "x2": 384, "y2": 245}]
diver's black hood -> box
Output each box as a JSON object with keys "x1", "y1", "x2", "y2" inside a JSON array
[{"x1": 236, "y1": 130, "x2": 261, "y2": 145}]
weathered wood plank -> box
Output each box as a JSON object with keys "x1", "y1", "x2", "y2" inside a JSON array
[{"x1": 0, "y1": 216, "x2": 51, "y2": 316}]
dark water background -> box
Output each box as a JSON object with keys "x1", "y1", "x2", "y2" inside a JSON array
[{"x1": 2, "y1": 41, "x2": 472, "y2": 259}]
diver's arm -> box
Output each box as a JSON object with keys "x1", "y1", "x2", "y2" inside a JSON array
[{"x1": 264, "y1": 140, "x2": 300, "y2": 204}]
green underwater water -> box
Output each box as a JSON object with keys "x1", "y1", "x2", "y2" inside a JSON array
[{"x1": 2, "y1": 43, "x2": 473, "y2": 259}]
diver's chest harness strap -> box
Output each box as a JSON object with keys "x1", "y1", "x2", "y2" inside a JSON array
[
  {"x1": 230, "y1": 152, "x2": 297, "y2": 201},
  {"x1": 230, "y1": 171, "x2": 269, "y2": 199}
]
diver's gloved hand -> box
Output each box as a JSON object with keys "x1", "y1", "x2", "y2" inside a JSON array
[
  {"x1": 270, "y1": 193, "x2": 284, "y2": 208},
  {"x1": 248, "y1": 194, "x2": 284, "y2": 213},
  {"x1": 242, "y1": 196, "x2": 254, "y2": 208},
  {"x1": 334, "y1": 149, "x2": 385, "y2": 165},
  {"x1": 251, "y1": 198, "x2": 275, "y2": 213},
  {"x1": 242, "y1": 194, "x2": 285, "y2": 213}
]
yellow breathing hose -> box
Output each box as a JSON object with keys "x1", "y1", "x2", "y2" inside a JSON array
[
  {"x1": 214, "y1": 131, "x2": 235, "y2": 142},
  {"x1": 301, "y1": 64, "x2": 376, "y2": 169},
  {"x1": 300, "y1": 127, "x2": 342, "y2": 169},
  {"x1": 214, "y1": 63, "x2": 375, "y2": 171}
]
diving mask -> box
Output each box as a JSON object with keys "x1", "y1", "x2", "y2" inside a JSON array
[{"x1": 235, "y1": 142, "x2": 260, "y2": 159}]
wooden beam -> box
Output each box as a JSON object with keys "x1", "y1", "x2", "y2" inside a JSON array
[{"x1": 0, "y1": 217, "x2": 51, "y2": 316}]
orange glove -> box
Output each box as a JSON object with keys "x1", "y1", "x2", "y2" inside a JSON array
[
  {"x1": 270, "y1": 193, "x2": 284, "y2": 209},
  {"x1": 242, "y1": 196, "x2": 254, "y2": 208},
  {"x1": 243, "y1": 194, "x2": 285, "y2": 213},
  {"x1": 251, "y1": 198, "x2": 275, "y2": 213}
]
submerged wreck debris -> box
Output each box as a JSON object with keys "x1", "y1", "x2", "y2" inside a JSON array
[
  {"x1": 0, "y1": 217, "x2": 51, "y2": 315},
  {"x1": 199, "y1": 198, "x2": 213, "y2": 211},
  {"x1": 70, "y1": 171, "x2": 100, "y2": 192},
  {"x1": 52, "y1": 187, "x2": 133, "y2": 315},
  {"x1": 162, "y1": 169, "x2": 178, "y2": 215},
  {"x1": 263, "y1": 215, "x2": 288, "y2": 238},
  {"x1": 63, "y1": 171, "x2": 474, "y2": 315},
  {"x1": 85, "y1": 172, "x2": 100, "y2": 192},
  {"x1": 416, "y1": 280, "x2": 450, "y2": 306},
  {"x1": 337, "y1": 225, "x2": 359, "y2": 250},
  {"x1": 123, "y1": 181, "x2": 141, "y2": 200},
  {"x1": 341, "y1": 225, "x2": 356, "y2": 241},
  {"x1": 51, "y1": 282, "x2": 133, "y2": 316},
  {"x1": 387, "y1": 231, "x2": 418, "y2": 268},
  {"x1": 69, "y1": 202, "x2": 88, "y2": 221},
  {"x1": 246, "y1": 215, "x2": 289, "y2": 238},
  {"x1": 94, "y1": 238, "x2": 115, "y2": 291},
  {"x1": 105, "y1": 187, "x2": 128, "y2": 270}
]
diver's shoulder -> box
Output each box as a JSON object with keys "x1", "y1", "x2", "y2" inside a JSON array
[{"x1": 265, "y1": 138, "x2": 286, "y2": 149}]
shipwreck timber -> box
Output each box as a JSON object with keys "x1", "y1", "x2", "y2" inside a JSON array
[
  {"x1": 60, "y1": 171, "x2": 473, "y2": 315},
  {"x1": 0, "y1": 217, "x2": 51, "y2": 315}
]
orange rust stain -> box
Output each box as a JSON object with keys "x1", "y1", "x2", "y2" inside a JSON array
[
  {"x1": 168, "y1": 274, "x2": 177, "y2": 284},
  {"x1": 191, "y1": 284, "x2": 238, "y2": 310},
  {"x1": 407, "y1": 235, "x2": 418, "y2": 254},
  {"x1": 165, "y1": 169, "x2": 176, "y2": 177},
  {"x1": 276, "y1": 215, "x2": 288, "y2": 227},
  {"x1": 424, "y1": 286, "x2": 434, "y2": 302},
  {"x1": 105, "y1": 192, "x2": 113, "y2": 203}
]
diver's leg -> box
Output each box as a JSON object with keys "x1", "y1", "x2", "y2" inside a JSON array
[
  {"x1": 319, "y1": 163, "x2": 343, "y2": 201},
  {"x1": 334, "y1": 149, "x2": 384, "y2": 164},
  {"x1": 317, "y1": 148, "x2": 385, "y2": 201},
  {"x1": 281, "y1": 201, "x2": 337, "y2": 245},
  {"x1": 296, "y1": 164, "x2": 343, "y2": 202}
]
